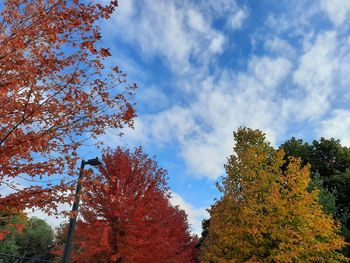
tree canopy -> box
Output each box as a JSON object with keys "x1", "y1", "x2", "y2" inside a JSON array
[
  {"x1": 201, "y1": 128, "x2": 347, "y2": 262},
  {"x1": 0, "y1": 0, "x2": 136, "y2": 213},
  {"x1": 58, "y1": 147, "x2": 198, "y2": 262},
  {"x1": 281, "y1": 137, "x2": 350, "y2": 256},
  {"x1": 0, "y1": 210, "x2": 54, "y2": 262}
]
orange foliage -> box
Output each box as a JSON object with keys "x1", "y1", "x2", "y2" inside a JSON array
[
  {"x1": 0, "y1": 230, "x2": 10, "y2": 241},
  {"x1": 68, "y1": 147, "x2": 198, "y2": 262},
  {"x1": 0, "y1": 0, "x2": 135, "y2": 211}
]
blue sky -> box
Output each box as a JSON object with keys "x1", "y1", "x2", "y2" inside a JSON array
[{"x1": 79, "y1": 0, "x2": 350, "y2": 235}]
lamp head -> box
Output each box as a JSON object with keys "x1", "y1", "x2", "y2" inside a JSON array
[{"x1": 86, "y1": 157, "x2": 102, "y2": 166}]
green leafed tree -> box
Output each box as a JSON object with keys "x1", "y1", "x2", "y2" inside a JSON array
[
  {"x1": 201, "y1": 128, "x2": 348, "y2": 262},
  {"x1": 0, "y1": 212, "x2": 54, "y2": 262},
  {"x1": 307, "y1": 173, "x2": 336, "y2": 215},
  {"x1": 15, "y1": 217, "x2": 54, "y2": 261},
  {"x1": 281, "y1": 137, "x2": 350, "y2": 255},
  {"x1": 0, "y1": 208, "x2": 27, "y2": 261}
]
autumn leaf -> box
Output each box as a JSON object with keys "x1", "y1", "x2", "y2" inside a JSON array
[
  {"x1": 66, "y1": 147, "x2": 198, "y2": 263},
  {"x1": 0, "y1": 0, "x2": 136, "y2": 213},
  {"x1": 100, "y1": 48, "x2": 111, "y2": 57},
  {"x1": 202, "y1": 128, "x2": 348, "y2": 262}
]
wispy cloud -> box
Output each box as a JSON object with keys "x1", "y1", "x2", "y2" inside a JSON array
[
  {"x1": 227, "y1": 7, "x2": 249, "y2": 30},
  {"x1": 292, "y1": 31, "x2": 337, "y2": 120},
  {"x1": 108, "y1": 0, "x2": 239, "y2": 74},
  {"x1": 318, "y1": 109, "x2": 350, "y2": 146},
  {"x1": 171, "y1": 192, "x2": 208, "y2": 236},
  {"x1": 118, "y1": 56, "x2": 292, "y2": 179},
  {"x1": 321, "y1": 0, "x2": 350, "y2": 27},
  {"x1": 97, "y1": 0, "x2": 350, "y2": 232}
]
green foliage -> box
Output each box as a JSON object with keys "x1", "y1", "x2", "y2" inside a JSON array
[
  {"x1": 280, "y1": 137, "x2": 312, "y2": 168},
  {"x1": 310, "y1": 138, "x2": 350, "y2": 181},
  {"x1": 0, "y1": 209, "x2": 27, "y2": 261},
  {"x1": 308, "y1": 173, "x2": 336, "y2": 215},
  {"x1": 16, "y1": 217, "x2": 54, "y2": 260},
  {"x1": 281, "y1": 137, "x2": 350, "y2": 255},
  {"x1": 0, "y1": 213, "x2": 54, "y2": 262},
  {"x1": 0, "y1": 239, "x2": 20, "y2": 263}
]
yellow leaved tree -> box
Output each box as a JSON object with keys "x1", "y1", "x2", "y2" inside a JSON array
[{"x1": 201, "y1": 128, "x2": 348, "y2": 262}]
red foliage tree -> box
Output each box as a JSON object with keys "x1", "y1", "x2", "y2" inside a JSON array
[
  {"x1": 70, "y1": 147, "x2": 197, "y2": 262},
  {"x1": 0, "y1": 0, "x2": 135, "y2": 211}
]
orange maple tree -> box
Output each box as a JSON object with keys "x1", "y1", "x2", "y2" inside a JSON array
[
  {"x1": 0, "y1": 0, "x2": 135, "y2": 211},
  {"x1": 66, "y1": 147, "x2": 197, "y2": 262}
]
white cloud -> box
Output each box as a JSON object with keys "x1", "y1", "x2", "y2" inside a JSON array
[
  {"x1": 209, "y1": 34, "x2": 227, "y2": 54},
  {"x1": 119, "y1": 56, "x2": 291, "y2": 179},
  {"x1": 109, "y1": 0, "x2": 228, "y2": 74},
  {"x1": 95, "y1": 2, "x2": 350, "y2": 241},
  {"x1": 137, "y1": 86, "x2": 169, "y2": 112},
  {"x1": 335, "y1": 36, "x2": 350, "y2": 97},
  {"x1": 248, "y1": 56, "x2": 292, "y2": 88},
  {"x1": 265, "y1": 14, "x2": 293, "y2": 33},
  {"x1": 202, "y1": 0, "x2": 237, "y2": 15},
  {"x1": 101, "y1": 118, "x2": 148, "y2": 148},
  {"x1": 187, "y1": 9, "x2": 206, "y2": 33},
  {"x1": 318, "y1": 109, "x2": 350, "y2": 146},
  {"x1": 227, "y1": 7, "x2": 248, "y2": 30},
  {"x1": 182, "y1": 135, "x2": 231, "y2": 179},
  {"x1": 103, "y1": 1, "x2": 350, "y2": 182},
  {"x1": 170, "y1": 192, "x2": 208, "y2": 236},
  {"x1": 144, "y1": 106, "x2": 200, "y2": 145},
  {"x1": 179, "y1": 57, "x2": 290, "y2": 178},
  {"x1": 264, "y1": 5, "x2": 318, "y2": 39},
  {"x1": 321, "y1": 0, "x2": 350, "y2": 27},
  {"x1": 264, "y1": 37, "x2": 296, "y2": 59},
  {"x1": 292, "y1": 31, "x2": 337, "y2": 120}
]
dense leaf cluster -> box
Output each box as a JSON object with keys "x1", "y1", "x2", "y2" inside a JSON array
[
  {"x1": 201, "y1": 128, "x2": 348, "y2": 262},
  {"x1": 55, "y1": 147, "x2": 198, "y2": 263},
  {"x1": 281, "y1": 137, "x2": 350, "y2": 256},
  {"x1": 0, "y1": 0, "x2": 136, "y2": 214},
  {"x1": 0, "y1": 209, "x2": 54, "y2": 262}
]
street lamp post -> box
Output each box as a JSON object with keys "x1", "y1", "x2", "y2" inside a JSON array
[{"x1": 62, "y1": 157, "x2": 102, "y2": 263}]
